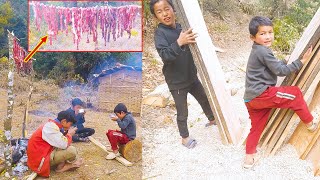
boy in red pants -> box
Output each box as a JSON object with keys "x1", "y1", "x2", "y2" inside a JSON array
[
  {"x1": 106, "y1": 103, "x2": 136, "y2": 159},
  {"x1": 243, "y1": 16, "x2": 319, "y2": 168}
]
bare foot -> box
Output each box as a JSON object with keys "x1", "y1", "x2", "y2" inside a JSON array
[
  {"x1": 181, "y1": 137, "x2": 190, "y2": 145},
  {"x1": 205, "y1": 120, "x2": 217, "y2": 127},
  {"x1": 55, "y1": 158, "x2": 83, "y2": 173}
]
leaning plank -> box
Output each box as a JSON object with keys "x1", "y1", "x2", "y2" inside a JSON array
[
  {"x1": 306, "y1": 138, "x2": 320, "y2": 176},
  {"x1": 173, "y1": 0, "x2": 243, "y2": 145},
  {"x1": 88, "y1": 136, "x2": 133, "y2": 167},
  {"x1": 277, "y1": 7, "x2": 320, "y2": 86},
  {"x1": 289, "y1": 80, "x2": 320, "y2": 157},
  {"x1": 270, "y1": 72, "x2": 320, "y2": 156},
  {"x1": 260, "y1": 37, "x2": 320, "y2": 148},
  {"x1": 267, "y1": 50, "x2": 320, "y2": 155}
]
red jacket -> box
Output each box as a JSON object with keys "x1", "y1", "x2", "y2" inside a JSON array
[{"x1": 27, "y1": 119, "x2": 72, "y2": 177}]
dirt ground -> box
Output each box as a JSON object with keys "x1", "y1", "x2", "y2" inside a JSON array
[
  {"x1": 0, "y1": 69, "x2": 142, "y2": 179},
  {"x1": 141, "y1": 7, "x2": 320, "y2": 180}
]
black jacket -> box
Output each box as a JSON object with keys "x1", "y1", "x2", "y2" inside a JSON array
[{"x1": 154, "y1": 23, "x2": 198, "y2": 90}]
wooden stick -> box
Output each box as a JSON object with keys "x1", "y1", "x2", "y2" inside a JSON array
[
  {"x1": 25, "y1": 172, "x2": 37, "y2": 180},
  {"x1": 88, "y1": 136, "x2": 133, "y2": 167},
  {"x1": 301, "y1": 127, "x2": 320, "y2": 159},
  {"x1": 22, "y1": 86, "x2": 33, "y2": 138}
]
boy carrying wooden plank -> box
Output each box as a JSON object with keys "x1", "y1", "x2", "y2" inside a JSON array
[
  {"x1": 150, "y1": 0, "x2": 216, "y2": 149},
  {"x1": 27, "y1": 111, "x2": 83, "y2": 177},
  {"x1": 106, "y1": 103, "x2": 137, "y2": 159},
  {"x1": 243, "y1": 16, "x2": 319, "y2": 168}
]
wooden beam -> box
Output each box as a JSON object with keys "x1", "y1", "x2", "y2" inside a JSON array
[
  {"x1": 173, "y1": 0, "x2": 243, "y2": 145},
  {"x1": 88, "y1": 136, "x2": 133, "y2": 167}
]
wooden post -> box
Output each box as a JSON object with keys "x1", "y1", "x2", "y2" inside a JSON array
[
  {"x1": 4, "y1": 30, "x2": 15, "y2": 174},
  {"x1": 173, "y1": 0, "x2": 243, "y2": 145}
]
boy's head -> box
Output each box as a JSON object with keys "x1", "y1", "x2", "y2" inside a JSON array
[
  {"x1": 150, "y1": 0, "x2": 176, "y2": 28},
  {"x1": 71, "y1": 98, "x2": 83, "y2": 114},
  {"x1": 57, "y1": 111, "x2": 76, "y2": 130},
  {"x1": 114, "y1": 103, "x2": 128, "y2": 120},
  {"x1": 249, "y1": 16, "x2": 274, "y2": 47}
]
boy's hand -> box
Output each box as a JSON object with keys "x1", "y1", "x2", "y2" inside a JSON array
[
  {"x1": 301, "y1": 46, "x2": 313, "y2": 65},
  {"x1": 111, "y1": 117, "x2": 118, "y2": 121},
  {"x1": 67, "y1": 127, "x2": 77, "y2": 136},
  {"x1": 177, "y1": 28, "x2": 198, "y2": 46}
]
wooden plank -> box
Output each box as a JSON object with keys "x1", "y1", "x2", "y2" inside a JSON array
[
  {"x1": 289, "y1": 82, "x2": 320, "y2": 157},
  {"x1": 173, "y1": 0, "x2": 243, "y2": 145},
  {"x1": 88, "y1": 136, "x2": 133, "y2": 167},
  {"x1": 301, "y1": 127, "x2": 320, "y2": 159},
  {"x1": 267, "y1": 49, "x2": 320, "y2": 155},
  {"x1": 260, "y1": 37, "x2": 320, "y2": 149},
  {"x1": 269, "y1": 74, "x2": 320, "y2": 155},
  {"x1": 277, "y1": 7, "x2": 320, "y2": 86},
  {"x1": 260, "y1": 109, "x2": 288, "y2": 148},
  {"x1": 304, "y1": 128, "x2": 320, "y2": 176}
]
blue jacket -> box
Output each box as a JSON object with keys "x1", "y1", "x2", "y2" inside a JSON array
[
  {"x1": 117, "y1": 113, "x2": 136, "y2": 140},
  {"x1": 66, "y1": 107, "x2": 85, "y2": 130}
]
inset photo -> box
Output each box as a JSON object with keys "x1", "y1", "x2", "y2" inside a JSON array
[{"x1": 28, "y1": 1, "x2": 142, "y2": 51}]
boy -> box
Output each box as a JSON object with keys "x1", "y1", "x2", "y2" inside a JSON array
[
  {"x1": 106, "y1": 103, "x2": 136, "y2": 159},
  {"x1": 150, "y1": 0, "x2": 216, "y2": 149},
  {"x1": 243, "y1": 16, "x2": 318, "y2": 168},
  {"x1": 27, "y1": 111, "x2": 83, "y2": 177},
  {"x1": 66, "y1": 98, "x2": 95, "y2": 142}
]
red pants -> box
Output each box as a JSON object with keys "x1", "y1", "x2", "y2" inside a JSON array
[
  {"x1": 245, "y1": 86, "x2": 313, "y2": 154},
  {"x1": 106, "y1": 130, "x2": 129, "y2": 151}
]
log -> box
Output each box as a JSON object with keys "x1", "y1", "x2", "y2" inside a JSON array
[
  {"x1": 88, "y1": 136, "x2": 133, "y2": 167},
  {"x1": 142, "y1": 83, "x2": 171, "y2": 108},
  {"x1": 119, "y1": 139, "x2": 142, "y2": 163},
  {"x1": 173, "y1": 0, "x2": 243, "y2": 145}
]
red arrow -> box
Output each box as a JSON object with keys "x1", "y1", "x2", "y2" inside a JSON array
[{"x1": 24, "y1": 35, "x2": 48, "y2": 63}]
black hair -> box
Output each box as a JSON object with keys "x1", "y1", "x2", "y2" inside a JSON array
[
  {"x1": 150, "y1": 0, "x2": 174, "y2": 16},
  {"x1": 249, "y1": 16, "x2": 273, "y2": 36},
  {"x1": 57, "y1": 111, "x2": 76, "y2": 124},
  {"x1": 114, "y1": 103, "x2": 128, "y2": 114},
  {"x1": 71, "y1": 98, "x2": 83, "y2": 107}
]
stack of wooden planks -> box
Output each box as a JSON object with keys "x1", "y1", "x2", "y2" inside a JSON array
[
  {"x1": 173, "y1": 0, "x2": 243, "y2": 145},
  {"x1": 258, "y1": 7, "x2": 320, "y2": 175}
]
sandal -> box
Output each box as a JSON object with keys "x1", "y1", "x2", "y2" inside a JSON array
[
  {"x1": 243, "y1": 156, "x2": 260, "y2": 169},
  {"x1": 205, "y1": 120, "x2": 217, "y2": 127},
  {"x1": 182, "y1": 138, "x2": 197, "y2": 149}
]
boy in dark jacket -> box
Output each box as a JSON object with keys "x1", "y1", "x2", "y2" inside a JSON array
[
  {"x1": 66, "y1": 98, "x2": 95, "y2": 142},
  {"x1": 106, "y1": 103, "x2": 136, "y2": 159},
  {"x1": 150, "y1": 0, "x2": 216, "y2": 149},
  {"x1": 243, "y1": 16, "x2": 319, "y2": 168}
]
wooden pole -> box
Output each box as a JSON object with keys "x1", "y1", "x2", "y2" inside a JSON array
[{"x1": 4, "y1": 30, "x2": 15, "y2": 175}]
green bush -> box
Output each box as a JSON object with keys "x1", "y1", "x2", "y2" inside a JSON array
[
  {"x1": 272, "y1": 0, "x2": 319, "y2": 54},
  {"x1": 272, "y1": 17, "x2": 299, "y2": 53}
]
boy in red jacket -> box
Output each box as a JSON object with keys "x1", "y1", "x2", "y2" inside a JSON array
[{"x1": 27, "y1": 111, "x2": 83, "y2": 177}]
